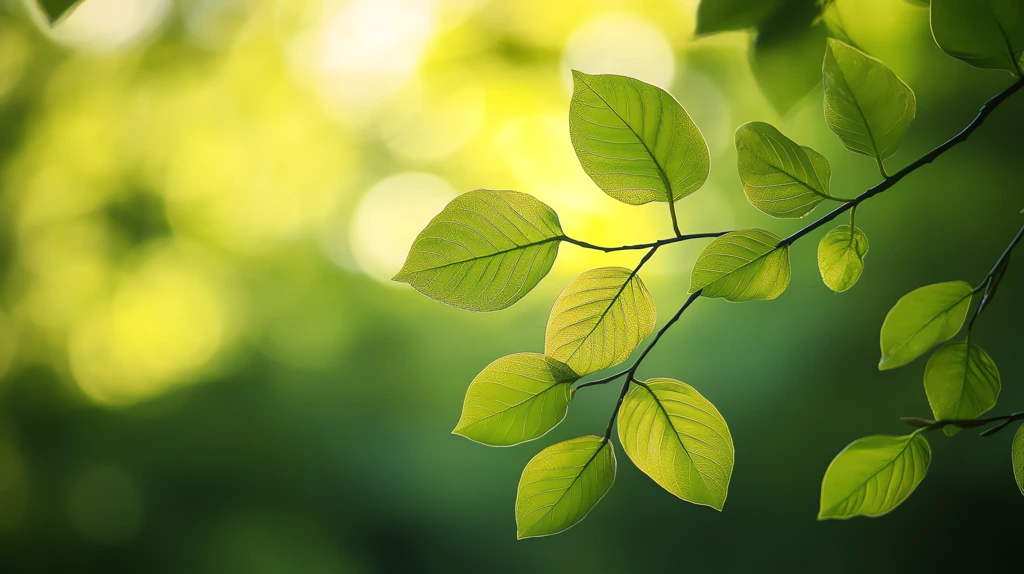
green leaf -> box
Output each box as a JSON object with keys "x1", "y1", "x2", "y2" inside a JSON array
[
  {"x1": 879, "y1": 281, "x2": 973, "y2": 370},
  {"x1": 818, "y1": 433, "x2": 932, "y2": 519},
  {"x1": 823, "y1": 39, "x2": 917, "y2": 166},
  {"x1": 905, "y1": 0, "x2": 929, "y2": 6},
  {"x1": 735, "y1": 122, "x2": 833, "y2": 218},
  {"x1": 690, "y1": 229, "x2": 791, "y2": 301},
  {"x1": 750, "y1": 14, "x2": 827, "y2": 113},
  {"x1": 817, "y1": 224, "x2": 869, "y2": 292},
  {"x1": 515, "y1": 436, "x2": 615, "y2": 539},
  {"x1": 37, "y1": 0, "x2": 85, "y2": 24},
  {"x1": 931, "y1": 0, "x2": 1024, "y2": 76},
  {"x1": 394, "y1": 190, "x2": 563, "y2": 312},
  {"x1": 695, "y1": 0, "x2": 785, "y2": 34},
  {"x1": 618, "y1": 379, "x2": 734, "y2": 510},
  {"x1": 453, "y1": 353, "x2": 578, "y2": 447},
  {"x1": 1013, "y1": 424, "x2": 1024, "y2": 496},
  {"x1": 569, "y1": 71, "x2": 709, "y2": 206},
  {"x1": 924, "y1": 342, "x2": 1001, "y2": 437},
  {"x1": 545, "y1": 267, "x2": 656, "y2": 377}
]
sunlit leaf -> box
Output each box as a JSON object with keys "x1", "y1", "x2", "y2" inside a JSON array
[
  {"x1": 818, "y1": 433, "x2": 931, "y2": 519},
  {"x1": 931, "y1": 0, "x2": 1024, "y2": 76},
  {"x1": 924, "y1": 342, "x2": 1000, "y2": 436},
  {"x1": 515, "y1": 436, "x2": 615, "y2": 539},
  {"x1": 817, "y1": 224, "x2": 869, "y2": 292},
  {"x1": 823, "y1": 39, "x2": 917, "y2": 166},
  {"x1": 617, "y1": 378, "x2": 734, "y2": 510},
  {"x1": 879, "y1": 281, "x2": 973, "y2": 370},
  {"x1": 453, "y1": 353, "x2": 578, "y2": 446},
  {"x1": 569, "y1": 71, "x2": 709, "y2": 206},
  {"x1": 690, "y1": 229, "x2": 791, "y2": 301},
  {"x1": 36, "y1": 0, "x2": 84, "y2": 24},
  {"x1": 545, "y1": 267, "x2": 656, "y2": 377},
  {"x1": 394, "y1": 190, "x2": 563, "y2": 312},
  {"x1": 735, "y1": 122, "x2": 833, "y2": 218},
  {"x1": 1013, "y1": 424, "x2": 1024, "y2": 496}
]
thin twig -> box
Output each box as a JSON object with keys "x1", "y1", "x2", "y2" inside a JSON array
[
  {"x1": 561, "y1": 231, "x2": 727, "y2": 253},
  {"x1": 902, "y1": 411, "x2": 1024, "y2": 437}
]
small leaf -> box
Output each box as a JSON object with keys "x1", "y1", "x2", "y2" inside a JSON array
[
  {"x1": 515, "y1": 436, "x2": 616, "y2": 539},
  {"x1": 545, "y1": 267, "x2": 656, "y2": 377},
  {"x1": 735, "y1": 122, "x2": 833, "y2": 218},
  {"x1": 453, "y1": 353, "x2": 578, "y2": 447},
  {"x1": 817, "y1": 224, "x2": 869, "y2": 292},
  {"x1": 569, "y1": 71, "x2": 709, "y2": 206},
  {"x1": 617, "y1": 379, "x2": 734, "y2": 510},
  {"x1": 931, "y1": 0, "x2": 1024, "y2": 76},
  {"x1": 37, "y1": 0, "x2": 85, "y2": 24},
  {"x1": 394, "y1": 190, "x2": 563, "y2": 312},
  {"x1": 818, "y1": 433, "x2": 931, "y2": 519},
  {"x1": 823, "y1": 39, "x2": 917, "y2": 165},
  {"x1": 690, "y1": 229, "x2": 791, "y2": 301},
  {"x1": 1013, "y1": 424, "x2": 1024, "y2": 496},
  {"x1": 924, "y1": 342, "x2": 1001, "y2": 437},
  {"x1": 879, "y1": 281, "x2": 973, "y2": 370}
]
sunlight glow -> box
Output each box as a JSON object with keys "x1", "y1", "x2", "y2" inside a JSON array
[
  {"x1": 562, "y1": 12, "x2": 676, "y2": 90},
  {"x1": 42, "y1": 0, "x2": 170, "y2": 51}
]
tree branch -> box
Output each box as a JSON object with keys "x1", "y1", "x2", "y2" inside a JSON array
[
  {"x1": 902, "y1": 411, "x2": 1024, "y2": 437},
  {"x1": 561, "y1": 231, "x2": 727, "y2": 253}
]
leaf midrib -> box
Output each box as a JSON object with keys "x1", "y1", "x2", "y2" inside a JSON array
[
  {"x1": 638, "y1": 382, "x2": 719, "y2": 498},
  {"x1": 397, "y1": 236, "x2": 562, "y2": 277},
  {"x1": 884, "y1": 290, "x2": 972, "y2": 364},
  {"x1": 824, "y1": 436, "x2": 917, "y2": 516},
  {"x1": 522, "y1": 441, "x2": 608, "y2": 536}
]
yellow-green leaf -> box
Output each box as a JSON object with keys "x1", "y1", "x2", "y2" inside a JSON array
[
  {"x1": 924, "y1": 342, "x2": 1000, "y2": 437},
  {"x1": 394, "y1": 190, "x2": 563, "y2": 312},
  {"x1": 690, "y1": 229, "x2": 791, "y2": 301},
  {"x1": 569, "y1": 71, "x2": 709, "y2": 206},
  {"x1": 545, "y1": 267, "x2": 656, "y2": 377},
  {"x1": 817, "y1": 224, "x2": 869, "y2": 292},
  {"x1": 1013, "y1": 424, "x2": 1024, "y2": 496},
  {"x1": 37, "y1": 0, "x2": 85, "y2": 24},
  {"x1": 823, "y1": 39, "x2": 916, "y2": 166},
  {"x1": 819, "y1": 433, "x2": 932, "y2": 519},
  {"x1": 879, "y1": 281, "x2": 973, "y2": 370},
  {"x1": 515, "y1": 436, "x2": 615, "y2": 539},
  {"x1": 735, "y1": 122, "x2": 833, "y2": 218},
  {"x1": 617, "y1": 379, "x2": 734, "y2": 510},
  {"x1": 931, "y1": 0, "x2": 1024, "y2": 76},
  {"x1": 453, "y1": 353, "x2": 578, "y2": 446}
]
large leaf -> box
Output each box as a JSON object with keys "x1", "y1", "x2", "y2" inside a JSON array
[
  {"x1": 453, "y1": 353, "x2": 578, "y2": 446},
  {"x1": 695, "y1": 0, "x2": 785, "y2": 34},
  {"x1": 690, "y1": 229, "x2": 791, "y2": 301},
  {"x1": 515, "y1": 436, "x2": 616, "y2": 539},
  {"x1": 931, "y1": 0, "x2": 1024, "y2": 76},
  {"x1": 394, "y1": 190, "x2": 563, "y2": 312},
  {"x1": 37, "y1": 0, "x2": 85, "y2": 24},
  {"x1": 569, "y1": 71, "x2": 709, "y2": 206},
  {"x1": 817, "y1": 224, "x2": 869, "y2": 292},
  {"x1": 617, "y1": 379, "x2": 734, "y2": 510},
  {"x1": 750, "y1": 13, "x2": 827, "y2": 113},
  {"x1": 1013, "y1": 424, "x2": 1024, "y2": 496},
  {"x1": 545, "y1": 267, "x2": 656, "y2": 377},
  {"x1": 823, "y1": 39, "x2": 917, "y2": 167},
  {"x1": 924, "y1": 342, "x2": 1000, "y2": 436},
  {"x1": 879, "y1": 281, "x2": 973, "y2": 370},
  {"x1": 735, "y1": 122, "x2": 833, "y2": 218},
  {"x1": 819, "y1": 433, "x2": 932, "y2": 519}
]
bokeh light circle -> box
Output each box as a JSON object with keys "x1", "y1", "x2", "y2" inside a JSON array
[
  {"x1": 562, "y1": 12, "x2": 676, "y2": 90},
  {"x1": 36, "y1": 0, "x2": 170, "y2": 52}
]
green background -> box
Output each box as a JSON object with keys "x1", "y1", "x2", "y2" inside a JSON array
[{"x1": 0, "y1": 0, "x2": 1021, "y2": 571}]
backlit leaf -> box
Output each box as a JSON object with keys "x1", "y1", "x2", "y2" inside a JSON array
[
  {"x1": 545, "y1": 267, "x2": 656, "y2": 377},
  {"x1": 394, "y1": 190, "x2": 563, "y2": 312},
  {"x1": 817, "y1": 225, "x2": 869, "y2": 292},
  {"x1": 515, "y1": 436, "x2": 615, "y2": 539},
  {"x1": 569, "y1": 71, "x2": 709, "y2": 206},
  {"x1": 879, "y1": 281, "x2": 973, "y2": 370},
  {"x1": 454, "y1": 353, "x2": 578, "y2": 447},
  {"x1": 37, "y1": 0, "x2": 84, "y2": 24},
  {"x1": 819, "y1": 433, "x2": 931, "y2": 519},
  {"x1": 823, "y1": 39, "x2": 917, "y2": 166},
  {"x1": 924, "y1": 342, "x2": 1000, "y2": 436},
  {"x1": 931, "y1": 0, "x2": 1024, "y2": 76},
  {"x1": 690, "y1": 229, "x2": 791, "y2": 301},
  {"x1": 735, "y1": 122, "x2": 833, "y2": 218},
  {"x1": 618, "y1": 379, "x2": 734, "y2": 510},
  {"x1": 1013, "y1": 424, "x2": 1024, "y2": 496}
]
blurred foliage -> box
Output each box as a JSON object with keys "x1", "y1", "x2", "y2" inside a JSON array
[{"x1": 0, "y1": 0, "x2": 1022, "y2": 571}]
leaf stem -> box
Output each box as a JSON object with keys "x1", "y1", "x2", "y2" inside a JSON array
[
  {"x1": 560, "y1": 231, "x2": 728, "y2": 253},
  {"x1": 901, "y1": 411, "x2": 1024, "y2": 437},
  {"x1": 967, "y1": 220, "x2": 1024, "y2": 333},
  {"x1": 669, "y1": 198, "x2": 683, "y2": 238},
  {"x1": 776, "y1": 76, "x2": 1024, "y2": 249}
]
